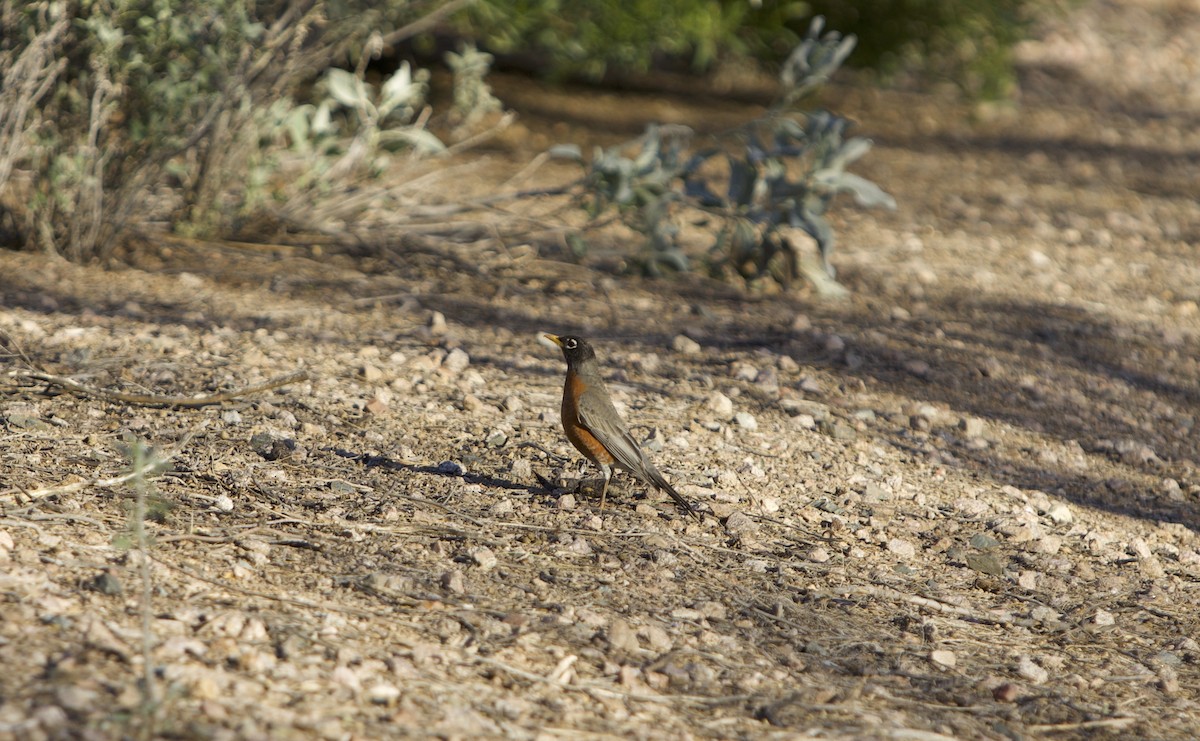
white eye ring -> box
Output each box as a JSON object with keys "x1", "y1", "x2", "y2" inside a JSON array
[{"x1": 565, "y1": 339, "x2": 577, "y2": 349}]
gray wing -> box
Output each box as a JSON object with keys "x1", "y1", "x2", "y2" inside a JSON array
[
  {"x1": 576, "y1": 387, "x2": 656, "y2": 479},
  {"x1": 576, "y1": 387, "x2": 697, "y2": 517}
]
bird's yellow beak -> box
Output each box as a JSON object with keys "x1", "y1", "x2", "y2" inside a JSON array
[{"x1": 541, "y1": 333, "x2": 564, "y2": 349}]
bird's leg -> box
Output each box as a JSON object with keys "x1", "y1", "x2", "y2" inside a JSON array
[{"x1": 599, "y1": 465, "x2": 612, "y2": 512}]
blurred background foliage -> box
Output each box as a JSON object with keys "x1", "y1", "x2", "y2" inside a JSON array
[
  {"x1": 0, "y1": 0, "x2": 1040, "y2": 265},
  {"x1": 457, "y1": 0, "x2": 1037, "y2": 96}
]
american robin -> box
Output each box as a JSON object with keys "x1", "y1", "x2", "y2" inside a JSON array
[{"x1": 544, "y1": 333, "x2": 698, "y2": 518}]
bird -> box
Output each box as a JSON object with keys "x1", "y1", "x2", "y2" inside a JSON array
[{"x1": 543, "y1": 333, "x2": 698, "y2": 519}]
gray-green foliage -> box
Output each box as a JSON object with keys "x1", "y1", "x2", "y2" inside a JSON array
[
  {"x1": 445, "y1": 44, "x2": 504, "y2": 131},
  {"x1": 562, "y1": 18, "x2": 894, "y2": 292},
  {"x1": 0, "y1": 1, "x2": 451, "y2": 260}
]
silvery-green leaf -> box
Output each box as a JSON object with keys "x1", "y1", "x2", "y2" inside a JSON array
[
  {"x1": 813, "y1": 169, "x2": 896, "y2": 208},
  {"x1": 633, "y1": 127, "x2": 662, "y2": 171},
  {"x1": 327, "y1": 68, "x2": 368, "y2": 108},
  {"x1": 381, "y1": 63, "x2": 413, "y2": 104},
  {"x1": 833, "y1": 137, "x2": 873, "y2": 168},
  {"x1": 311, "y1": 100, "x2": 335, "y2": 137},
  {"x1": 284, "y1": 105, "x2": 313, "y2": 152},
  {"x1": 378, "y1": 127, "x2": 446, "y2": 154},
  {"x1": 655, "y1": 250, "x2": 690, "y2": 272},
  {"x1": 548, "y1": 144, "x2": 583, "y2": 161}
]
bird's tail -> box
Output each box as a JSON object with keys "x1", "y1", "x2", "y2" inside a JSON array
[{"x1": 647, "y1": 466, "x2": 699, "y2": 519}]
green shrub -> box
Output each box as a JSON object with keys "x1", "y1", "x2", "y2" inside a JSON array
[
  {"x1": 559, "y1": 18, "x2": 894, "y2": 295},
  {"x1": 807, "y1": 0, "x2": 1031, "y2": 98},
  {"x1": 460, "y1": 0, "x2": 1033, "y2": 96},
  {"x1": 0, "y1": 0, "x2": 449, "y2": 261}
]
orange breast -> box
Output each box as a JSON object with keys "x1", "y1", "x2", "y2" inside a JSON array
[{"x1": 562, "y1": 371, "x2": 615, "y2": 466}]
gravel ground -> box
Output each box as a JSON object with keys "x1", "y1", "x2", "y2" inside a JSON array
[{"x1": 1, "y1": 1, "x2": 1199, "y2": 738}]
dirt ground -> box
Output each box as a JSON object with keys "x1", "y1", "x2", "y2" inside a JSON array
[{"x1": 2, "y1": 1, "x2": 1200, "y2": 738}]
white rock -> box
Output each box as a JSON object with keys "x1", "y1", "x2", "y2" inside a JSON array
[
  {"x1": 707, "y1": 391, "x2": 734, "y2": 418},
  {"x1": 470, "y1": 547, "x2": 497, "y2": 570},
  {"x1": 510, "y1": 459, "x2": 532, "y2": 478},
  {"x1": 1046, "y1": 503, "x2": 1073, "y2": 526},
  {"x1": 734, "y1": 412, "x2": 758, "y2": 430},
  {"x1": 1129, "y1": 538, "x2": 1153, "y2": 559},
  {"x1": 367, "y1": 683, "x2": 401, "y2": 704},
  {"x1": 1092, "y1": 609, "x2": 1115, "y2": 626},
  {"x1": 429, "y1": 311, "x2": 448, "y2": 335},
  {"x1": 443, "y1": 348, "x2": 470, "y2": 373},
  {"x1": 724, "y1": 511, "x2": 759, "y2": 538},
  {"x1": 1017, "y1": 656, "x2": 1049, "y2": 684},
  {"x1": 931, "y1": 650, "x2": 957, "y2": 668},
  {"x1": 672, "y1": 335, "x2": 701, "y2": 354},
  {"x1": 886, "y1": 538, "x2": 916, "y2": 558}
]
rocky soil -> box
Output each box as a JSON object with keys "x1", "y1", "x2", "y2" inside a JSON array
[{"x1": 1, "y1": 1, "x2": 1199, "y2": 738}]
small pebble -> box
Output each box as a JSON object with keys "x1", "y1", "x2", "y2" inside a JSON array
[
  {"x1": 367, "y1": 683, "x2": 401, "y2": 705},
  {"x1": 1016, "y1": 656, "x2": 1049, "y2": 684},
  {"x1": 558, "y1": 494, "x2": 577, "y2": 511},
  {"x1": 697, "y1": 601, "x2": 727, "y2": 620},
  {"x1": 959, "y1": 416, "x2": 985, "y2": 437},
  {"x1": 1046, "y1": 503, "x2": 1073, "y2": 525},
  {"x1": 429, "y1": 311, "x2": 448, "y2": 335},
  {"x1": 470, "y1": 547, "x2": 497, "y2": 570},
  {"x1": 360, "y1": 363, "x2": 384, "y2": 383},
  {"x1": 780, "y1": 398, "x2": 829, "y2": 421},
  {"x1": 86, "y1": 571, "x2": 123, "y2": 596},
  {"x1": 511, "y1": 459, "x2": 532, "y2": 478},
  {"x1": 1129, "y1": 537, "x2": 1153, "y2": 559},
  {"x1": 993, "y1": 683, "x2": 1020, "y2": 703},
  {"x1": 443, "y1": 348, "x2": 470, "y2": 374},
  {"x1": 904, "y1": 359, "x2": 931, "y2": 378},
  {"x1": 733, "y1": 412, "x2": 758, "y2": 431},
  {"x1": 672, "y1": 335, "x2": 701, "y2": 354},
  {"x1": 724, "y1": 511, "x2": 759, "y2": 538},
  {"x1": 707, "y1": 391, "x2": 734, "y2": 418},
  {"x1": 731, "y1": 362, "x2": 758, "y2": 382},
  {"x1": 441, "y1": 570, "x2": 465, "y2": 594},
  {"x1": 930, "y1": 650, "x2": 956, "y2": 668},
  {"x1": 887, "y1": 538, "x2": 916, "y2": 558},
  {"x1": 798, "y1": 376, "x2": 823, "y2": 394},
  {"x1": 437, "y1": 460, "x2": 465, "y2": 475},
  {"x1": 826, "y1": 422, "x2": 857, "y2": 441},
  {"x1": 607, "y1": 618, "x2": 639, "y2": 653}
]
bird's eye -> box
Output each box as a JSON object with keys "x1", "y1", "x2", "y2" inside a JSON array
[{"x1": 565, "y1": 339, "x2": 577, "y2": 349}]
